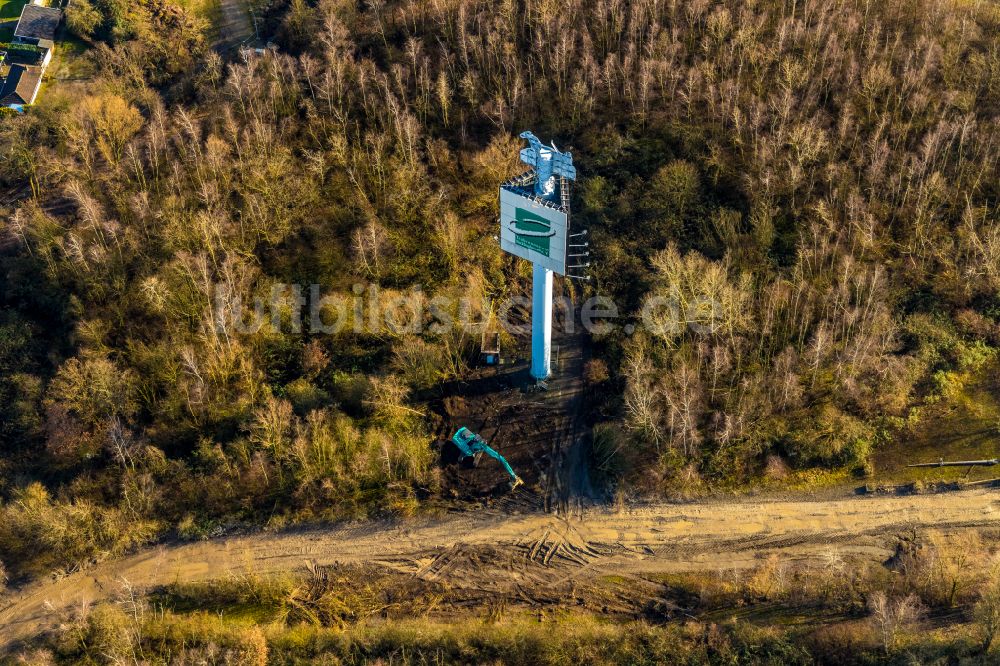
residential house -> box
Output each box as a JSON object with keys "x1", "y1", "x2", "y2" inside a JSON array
[
  {"x1": 0, "y1": 64, "x2": 44, "y2": 109},
  {"x1": 13, "y1": 5, "x2": 62, "y2": 45},
  {"x1": 1, "y1": 5, "x2": 61, "y2": 109}
]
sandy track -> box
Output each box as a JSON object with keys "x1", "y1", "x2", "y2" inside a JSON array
[{"x1": 1, "y1": 488, "x2": 998, "y2": 651}]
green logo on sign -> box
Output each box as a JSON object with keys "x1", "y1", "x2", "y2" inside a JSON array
[{"x1": 509, "y1": 207, "x2": 554, "y2": 257}]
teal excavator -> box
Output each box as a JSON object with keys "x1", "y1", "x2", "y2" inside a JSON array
[{"x1": 450, "y1": 427, "x2": 523, "y2": 490}]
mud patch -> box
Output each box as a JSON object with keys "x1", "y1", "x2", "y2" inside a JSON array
[{"x1": 428, "y1": 288, "x2": 589, "y2": 510}]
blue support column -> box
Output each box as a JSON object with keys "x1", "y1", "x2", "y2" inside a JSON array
[
  {"x1": 531, "y1": 262, "x2": 553, "y2": 380},
  {"x1": 512, "y1": 131, "x2": 576, "y2": 382}
]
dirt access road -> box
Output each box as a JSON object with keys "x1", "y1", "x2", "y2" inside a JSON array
[
  {"x1": 213, "y1": 0, "x2": 255, "y2": 53},
  {"x1": 2, "y1": 487, "x2": 999, "y2": 651}
]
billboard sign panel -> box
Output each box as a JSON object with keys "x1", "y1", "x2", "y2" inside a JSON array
[{"x1": 499, "y1": 187, "x2": 568, "y2": 275}]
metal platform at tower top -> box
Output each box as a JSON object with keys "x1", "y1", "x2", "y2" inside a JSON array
[{"x1": 500, "y1": 171, "x2": 572, "y2": 217}]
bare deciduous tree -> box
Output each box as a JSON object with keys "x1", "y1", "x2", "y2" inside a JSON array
[{"x1": 868, "y1": 592, "x2": 922, "y2": 655}]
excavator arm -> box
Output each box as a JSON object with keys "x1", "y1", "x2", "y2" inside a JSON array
[
  {"x1": 477, "y1": 442, "x2": 522, "y2": 488},
  {"x1": 450, "y1": 427, "x2": 523, "y2": 489}
]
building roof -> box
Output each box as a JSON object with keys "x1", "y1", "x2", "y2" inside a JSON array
[
  {"x1": 13, "y1": 5, "x2": 62, "y2": 42},
  {"x1": 0, "y1": 65, "x2": 43, "y2": 106}
]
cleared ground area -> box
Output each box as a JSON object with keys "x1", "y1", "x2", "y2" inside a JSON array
[{"x1": 2, "y1": 486, "x2": 998, "y2": 652}]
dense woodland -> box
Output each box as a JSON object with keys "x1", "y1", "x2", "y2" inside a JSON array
[{"x1": 0, "y1": 0, "x2": 999, "y2": 597}]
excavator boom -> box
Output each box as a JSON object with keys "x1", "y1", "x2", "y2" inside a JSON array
[{"x1": 450, "y1": 427, "x2": 523, "y2": 489}]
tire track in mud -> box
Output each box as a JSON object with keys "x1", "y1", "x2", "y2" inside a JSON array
[
  {"x1": 2, "y1": 488, "x2": 999, "y2": 652},
  {"x1": 541, "y1": 290, "x2": 594, "y2": 514}
]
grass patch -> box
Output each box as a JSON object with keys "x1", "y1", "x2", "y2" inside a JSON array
[
  {"x1": 0, "y1": 0, "x2": 25, "y2": 21},
  {"x1": 66, "y1": 608, "x2": 816, "y2": 665},
  {"x1": 46, "y1": 601, "x2": 994, "y2": 665},
  {"x1": 151, "y1": 564, "x2": 451, "y2": 630},
  {"x1": 873, "y1": 359, "x2": 1000, "y2": 485},
  {"x1": 46, "y1": 34, "x2": 94, "y2": 80},
  {"x1": 153, "y1": 571, "x2": 298, "y2": 623}
]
